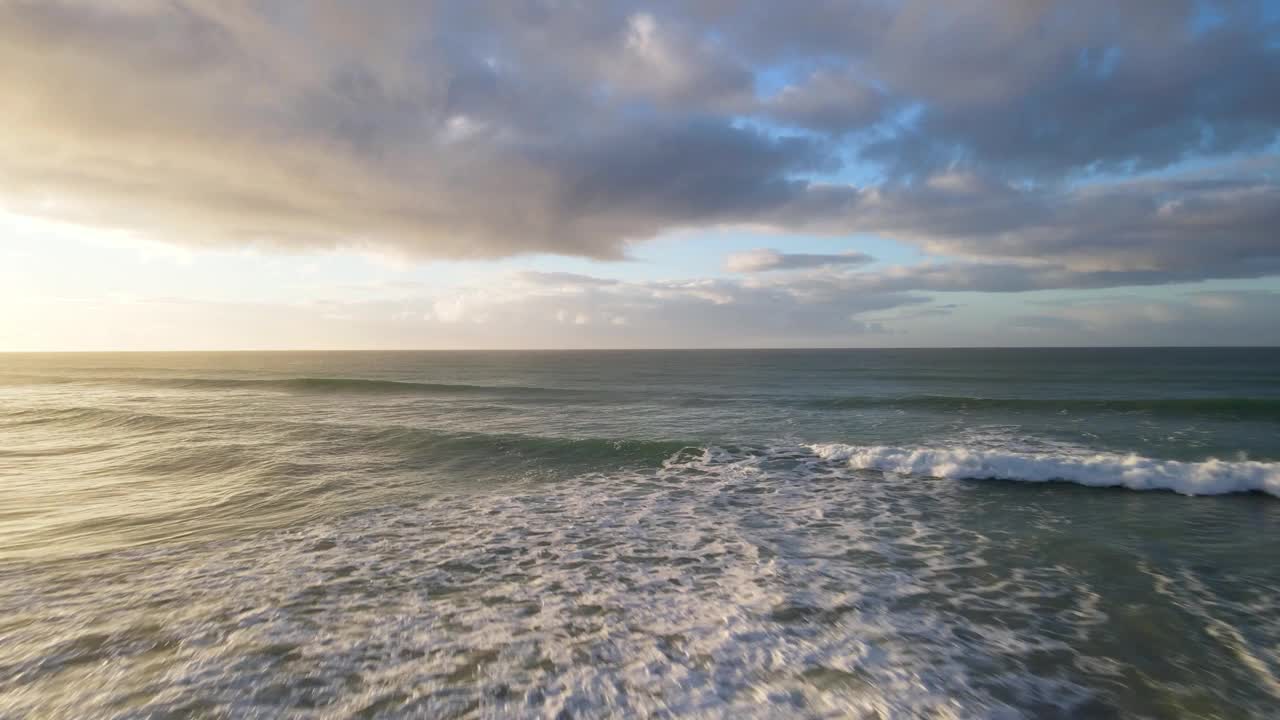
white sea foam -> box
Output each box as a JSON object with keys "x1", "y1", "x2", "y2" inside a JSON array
[
  {"x1": 808, "y1": 443, "x2": 1280, "y2": 497},
  {"x1": 3, "y1": 444, "x2": 1278, "y2": 719},
  {"x1": 0, "y1": 448, "x2": 1110, "y2": 718}
]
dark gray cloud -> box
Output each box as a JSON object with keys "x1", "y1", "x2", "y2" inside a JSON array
[
  {"x1": 726, "y1": 249, "x2": 874, "y2": 272},
  {"x1": 765, "y1": 167, "x2": 1280, "y2": 282},
  {"x1": 758, "y1": 68, "x2": 887, "y2": 136},
  {"x1": 862, "y1": 2, "x2": 1280, "y2": 178},
  {"x1": 686, "y1": 0, "x2": 1280, "y2": 174},
  {"x1": 0, "y1": 0, "x2": 1277, "y2": 289}
]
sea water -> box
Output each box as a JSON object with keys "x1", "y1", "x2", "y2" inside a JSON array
[{"x1": 1, "y1": 349, "x2": 1278, "y2": 717}]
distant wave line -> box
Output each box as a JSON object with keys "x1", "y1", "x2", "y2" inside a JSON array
[
  {"x1": 807, "y1": 395, "x2": 1280, "y2": 419},
  {"x1": 0, "y1": 375, "x2": 591, "y2": 397},
  {"x1": 3, "y1": 373, "x2": 1278, "y2": 419}
]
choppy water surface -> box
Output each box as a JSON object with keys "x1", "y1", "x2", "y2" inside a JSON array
[{"x1": 1, "y1": 349, "x2": 1278, "y2": 718}]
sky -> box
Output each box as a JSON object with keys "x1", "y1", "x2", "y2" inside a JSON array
[{"x1": 1, "y1": 0, "x2": 1279, "y2": 350}]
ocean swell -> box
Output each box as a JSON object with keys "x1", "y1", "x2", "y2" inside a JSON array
[
  {"x1": 807, "y1": 395, "x2": 1280, "y2": 420},
  {"x1": 0, "y1": 373, "x2": 603, "y2": 398}
]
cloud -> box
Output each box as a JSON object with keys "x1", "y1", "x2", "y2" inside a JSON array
[
  {"x1": 771, "y1": 166, "x2": 1280, "y2": 283},
  {"x1": 8, "y1": 261, "x2": 1275, "y2": 350},
  {"x1": 725, "y1": 248, "x2": 874, "y2": 272},
  {"x1": 759, "y1": 68, "x2": 887, "y2": 135},
  {"x1": 0, "y1": 0, "x2": 1277, "y2": 292},
  {"x1": 611, "y1": 12, "x2": 754, "y2": 106},
  {"x1": 1010, "y1": 291, "x2": 1280, "y2": 345},
  {"x1": 390, "y1": 268, "x2": 928, "y2": 346},
  {"x1": 861, "y1": 2, "x2": 1280, "y2": 178}
]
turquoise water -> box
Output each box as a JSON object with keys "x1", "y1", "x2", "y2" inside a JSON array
[{"x1": 1, "y1": 349, "x2": 1278, "y2": 717}]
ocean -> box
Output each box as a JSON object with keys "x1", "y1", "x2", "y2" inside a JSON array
[{"x1": 1, "y1": 348, "x2": 1278, "y2": 718}]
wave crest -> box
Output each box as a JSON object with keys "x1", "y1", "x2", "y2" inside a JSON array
[{"x1": 808, "y1": 443, "x2": 1280, "y2": 497}]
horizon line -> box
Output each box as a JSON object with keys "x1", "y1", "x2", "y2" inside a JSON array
[{"x1": 2, "y1": 345, "x2": 1278, "y2": 354}]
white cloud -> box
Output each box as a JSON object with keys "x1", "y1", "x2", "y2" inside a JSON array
[{"x1": 431, "y1": 297, "x2": 468, "y2": 323}]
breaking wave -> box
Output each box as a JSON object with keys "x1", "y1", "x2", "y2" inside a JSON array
[
  {"x1": 809, "y1": 443, "x2": 1280, "y2": 497},
  {"x1": 7, "y1": 396, "x2": 1277, "y2": 498}
]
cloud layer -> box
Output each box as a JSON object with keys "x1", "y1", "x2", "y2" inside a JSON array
[
  {"x1": 11, "y1": 266, "x2": 1277, "y2": 351},
  {"x1": 1, "y1": 1, "x2": 1278, "y2": 292},
  {"x1": 725, "y1": 249, "x2": 874, "y2": 273}
]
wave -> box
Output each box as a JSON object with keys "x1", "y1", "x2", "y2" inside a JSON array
[
  {"x1": 181, "y1": 376, "x2": 580, "y2": 396},
  {"x1": 7, "y1": 373, "x2": 1278, "y2": 419},
  {"x1": 0, "y1": 406, "x2": 192, "y2": 432},
  {"x1": 7, "y1": 395, "x2": 1277, "y2": 497},
  {"x1": 3, "y1": 404, "x2": 695, "y2": 468},
  {"x1": 807, "y1": 395, "x2": 1280, "y2": 419},
  {"x1": 807, "y1": 443, "x2": 1280, "y2": 497},
  {"x1": 364, "y1": 428, "x2": 696, "y2": 468}
]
